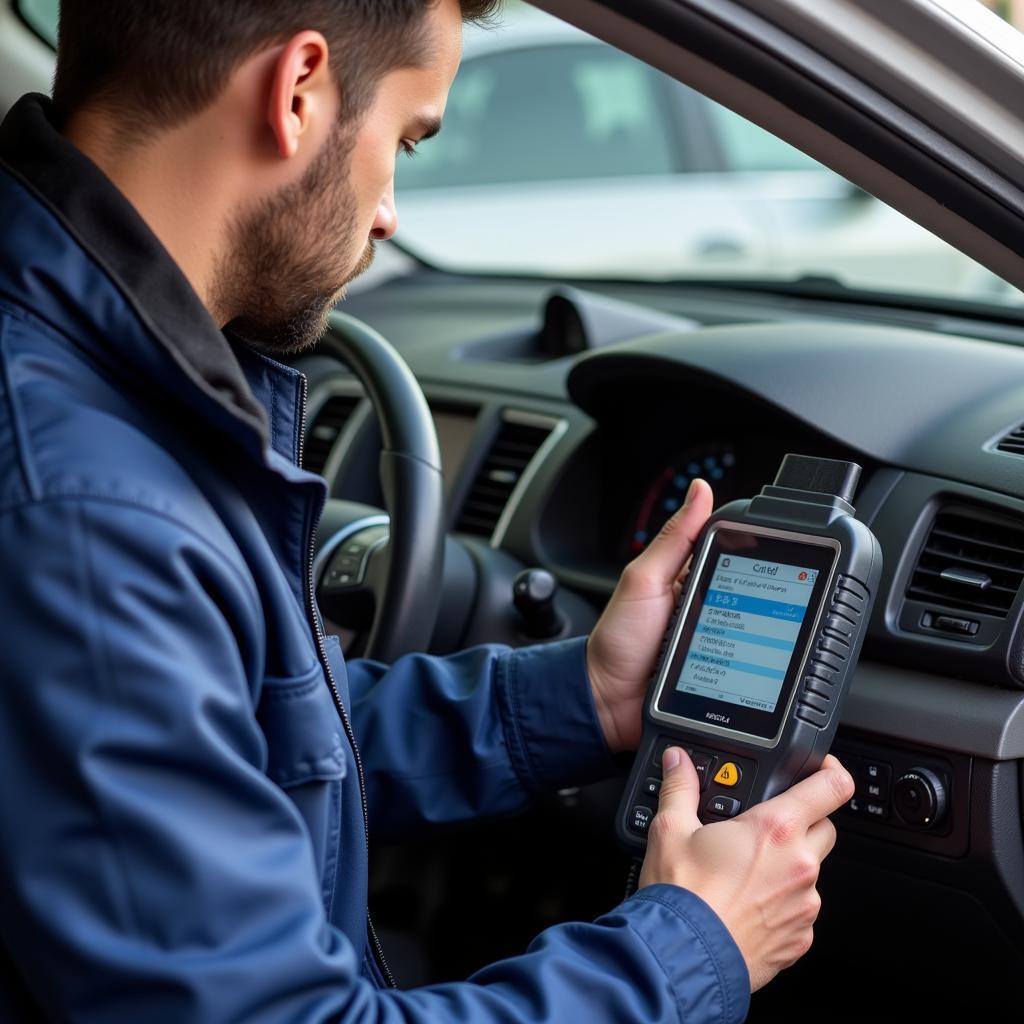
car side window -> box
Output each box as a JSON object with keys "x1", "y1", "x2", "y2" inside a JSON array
[
  {"x1": 397, "y1": 44, "x2": 679, "y2": 190},
  {"x1": 706, "y1": 103, "x2": 826, "y2": 173},
  {"x1": 16, "y1": 0, "x2": 59, "y2": 47}
]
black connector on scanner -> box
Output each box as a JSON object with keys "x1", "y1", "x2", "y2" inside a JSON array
[{"x1": 772, "y1": 455, "x2": 861, "y2": 506}]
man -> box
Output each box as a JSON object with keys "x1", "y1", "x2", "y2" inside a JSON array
[{"x1": 0, "y1": 1, "x2": 854, "y2": 1020}]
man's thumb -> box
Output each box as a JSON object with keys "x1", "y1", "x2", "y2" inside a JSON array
[{"x1": 657, "y1": 746, "x2": 702, "y2": 829}]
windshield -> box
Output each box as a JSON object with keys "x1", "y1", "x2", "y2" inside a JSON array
[
  {"x1": 393, "y1": 0, "x2": 1024, "y2": 306},
  {"x1": 17, "y1": 0, "x2": 1024, "y2": 306}
]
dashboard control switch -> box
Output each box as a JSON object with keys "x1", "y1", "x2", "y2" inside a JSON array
[
  {"x1": 512, "y1": 569, "x2": 565, "y2": 639},
  {"x1": 863, "y1": 800, "x2": 888, "y2": 820},
  {"x1": 857, "y1": 760, "x2": 892, "y2": 802},
  {"x1": 893, "y1": 768, "x2": 947, "y2": 828}
]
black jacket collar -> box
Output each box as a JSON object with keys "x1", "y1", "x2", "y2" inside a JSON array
[{"x1": 0, "y1": 93, "x2": 270, "y2": 446}]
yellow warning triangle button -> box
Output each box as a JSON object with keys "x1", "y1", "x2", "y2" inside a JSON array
[{"x1": 714, "y1": 762, "x2": 741, "y2": 787}]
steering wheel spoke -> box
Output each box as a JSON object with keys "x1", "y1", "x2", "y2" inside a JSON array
[{"x1": 311, "y1": 314, "x2": 445, "y2": 662}]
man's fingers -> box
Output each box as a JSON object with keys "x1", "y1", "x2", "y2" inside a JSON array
[
  {"x1": 805, "y1": 816, "x2": 838, "y2": 861},
  {"x1": 655, "y1": 746, "x2": 702, "y2": 833},
  {"x1": 761, "y1": 757, "x2": 856, "y2": 834},
  {"x1": 635, "y1": 479, "x2": 714, "y2": 588}
]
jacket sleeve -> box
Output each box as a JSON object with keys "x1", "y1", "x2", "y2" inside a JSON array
[
  {"x1": 345, "y1": 637, "x2": 619, "y2": 838},
  {"x1": 0, "y1": 497, "x2": 749, "y2": 1024}
]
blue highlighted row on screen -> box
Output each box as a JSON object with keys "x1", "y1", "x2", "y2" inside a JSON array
[
  {"x1": 696, "y1": 624, "x2": 797, "y2": 651},
  {"x1": 687, "y1": 651, "x2": 787, "y2": 681},
  {"x1": 704, "y1": 589, "x2": 809, "y2": 622}
]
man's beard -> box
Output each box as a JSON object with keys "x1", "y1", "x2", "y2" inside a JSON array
[{"x1": 215, "y1": 122, "x2": 376, "y2": 356}]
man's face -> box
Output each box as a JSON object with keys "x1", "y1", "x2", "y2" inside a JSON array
[{"x1": 223, "y1": 0, "x2": 463, "y2": 355}]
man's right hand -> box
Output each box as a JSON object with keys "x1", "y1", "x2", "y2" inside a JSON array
[{"x1": 639, "y1": 746, "x2": 855, "y2": 993}]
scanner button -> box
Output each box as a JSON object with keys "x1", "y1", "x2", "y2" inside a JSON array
[
  {"x1": 713, "y1": 762, "x2": 741, "y2": 787},
  {"x1": 826, "y1": 613, "x2": 854, "y2": 638},
  {"x1": 640, "y1": 777, "x2": 662, "y2": 800},
  {"x1": 705, "y1": 795, "x2": 741, "y2": 818},
  {"x1": 652, "y1": 737, "x2": 677, "y2": 769},
  {"x1": 818, "y1": 636, "x2": 849, "y2": 659},
  {"x1": 691, "y1": 753, "x2": 717, "y2": 791},
  {"x1": 803, "y1": 676, "x2": 833, "y2": 699},
  {"x1": 835, "y1": 578, "x2": 867, "y2": 602},
  {"x1": 814, "y1": 649, "x2": 845, "y2": 672},
  {"x1": 800, "y1": 691, "x2": 831, "y2": 714},
  {"x1": 629, "y1": 805, "x2": 655, "y2": 835},
  {"x1": 837, "y1": 575, "x2": 869, "y2": 601},
  {"x1": 796, "y1": 705, "x2": 828, "y2": 727},
  {"x1": 808, "y1": 662, "x2": 839, "y2": 685}
]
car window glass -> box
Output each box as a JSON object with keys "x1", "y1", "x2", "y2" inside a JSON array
[
  {"x1": 707, "y1": 104, "x2": 825, "y2": 173},
  {"x1": 396, "y1": 44, "x2": 677, "y2": 190},
  {"x1": 16, "y1": 0, "x2": 58, "y2": 46}
]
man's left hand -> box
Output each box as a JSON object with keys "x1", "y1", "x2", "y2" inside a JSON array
[{"x1": 586, "y1": 479, "x2": 714, "y2": 753}]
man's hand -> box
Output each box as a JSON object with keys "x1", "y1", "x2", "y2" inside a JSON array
[
  {"x1": 586, "y1": 478, "x2": 714, "y2": 753},
  {"x1": 641, "y1": 747, "x2": 855, "y2": 992}
]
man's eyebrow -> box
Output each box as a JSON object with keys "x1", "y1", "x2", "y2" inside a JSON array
[{"x1": 412, "y1": 116, "x2": 443, "y2": 141}]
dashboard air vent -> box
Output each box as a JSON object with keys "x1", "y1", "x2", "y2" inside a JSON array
[
  {"x1": 995, "y1": 423, "x2": 1024, "y2": 457},
  {"x1": 303, "y1": 393, "x2": 361, "y2": 474},
  {"x1": 455, "y1": 418, "x2": 553, "y2": 538},
  {"x1": 906, "y1": 508, "x2": 1024, "y2": 619}
]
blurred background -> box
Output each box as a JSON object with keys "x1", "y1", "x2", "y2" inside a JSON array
[{"x1": 8, "y1": 0, "x2": 1024, "y2": 307}]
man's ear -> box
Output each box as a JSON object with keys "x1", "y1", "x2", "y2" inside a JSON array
[{"x1": 268, "y1": 31, "x2": 334, "y2": 159}]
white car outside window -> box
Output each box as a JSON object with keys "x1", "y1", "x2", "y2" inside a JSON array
[{"x1": 394, "y1": 8, "x2": 1007, "y2": 298}]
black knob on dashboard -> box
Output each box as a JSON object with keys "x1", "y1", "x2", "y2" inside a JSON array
[
  {"x1": 893, "y1": 767, "x2": 947, "y2": 828},
  {"x1": 513, "y1": 569, "x2": 564, "y2": 639}
]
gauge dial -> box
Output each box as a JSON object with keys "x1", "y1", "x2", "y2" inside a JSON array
[{"x1": 629, "y1": 444, "x2": 738, "y2": 554}]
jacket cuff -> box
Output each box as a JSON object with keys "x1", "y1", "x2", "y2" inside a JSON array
[
  {"x1": 496, "y1": 636, "x2": 618, "y2": 793},
  {"x1": 618, "y1": 883, "x2": 751, "y2": 1024}
]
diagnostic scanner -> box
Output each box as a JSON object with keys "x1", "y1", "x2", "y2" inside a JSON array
[{"x1": 617, "y1": 454, "x2": 882, "y2": 851}]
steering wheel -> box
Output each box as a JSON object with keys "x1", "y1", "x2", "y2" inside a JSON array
[{"x1": 312, "y1": 310, "x2": 445, "y2": 663}]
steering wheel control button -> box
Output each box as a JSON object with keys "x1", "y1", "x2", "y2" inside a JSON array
[
  {"x1": 713, "y1": 762, "x2": 741, "y2": 787},
  {"x1": 857, "y1": 761, "x2": 892, "y2": 802},
  {"x1": 641, "y1": 777, "x2": 662, "y2": 800},
  {"x1": 691, "y1": 752, "x2": 717, "y2": 791},
  {"x1": 629, "y1": 805, "x2": 655, "y2": 835},
  {"x1": 705, "y1": 795, "x2": 741, "y2": 818},
  {"x1": 893, "y1": 768, "x2": 946, "y2": 828}
]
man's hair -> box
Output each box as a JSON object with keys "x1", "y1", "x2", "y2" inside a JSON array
[{"x1": 53, "y1": 1, "x2": 500, "y2": 133}]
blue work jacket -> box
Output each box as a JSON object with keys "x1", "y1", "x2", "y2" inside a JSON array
[{"x1": 0, "y1": 94, "x2": 749, "y2": 1023}]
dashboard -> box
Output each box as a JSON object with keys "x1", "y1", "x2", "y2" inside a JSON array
[{"x1": 296, "y1": 267, "x2": 1024, "y2": 998}]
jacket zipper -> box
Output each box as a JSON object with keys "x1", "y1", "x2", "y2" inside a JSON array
[{"x1": 297, "y1": 374, "x2": 397, "y2": 989}]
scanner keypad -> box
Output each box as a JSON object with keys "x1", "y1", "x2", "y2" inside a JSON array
[{"x1": 628, "y1": 737, "x2": 758, "y2": 834}]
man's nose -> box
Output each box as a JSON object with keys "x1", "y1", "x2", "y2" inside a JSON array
[{"x1": 370, "y1": 181, "x2": 397, "y2": 241}]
